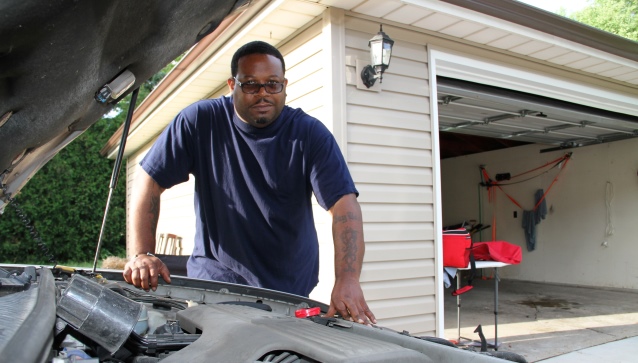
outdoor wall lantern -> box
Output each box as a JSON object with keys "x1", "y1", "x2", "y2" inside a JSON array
[{"x1": 361, "y1": 25, "x2": 394, "y2": 88}]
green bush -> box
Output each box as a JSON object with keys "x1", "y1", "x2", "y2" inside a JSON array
[{"x1": 0, "y1": 117, "x2": 127, "y2": 264}]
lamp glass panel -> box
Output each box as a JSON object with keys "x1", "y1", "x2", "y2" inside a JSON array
[
  {"x1": 370, "y1": 41, "x2": 383, "y2": 66},
  {"x1": 382, "y1": 43, "x2": 392, "y2": 66}
]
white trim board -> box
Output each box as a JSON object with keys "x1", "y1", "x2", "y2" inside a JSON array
[{"x1": 427, "y1": 47, "x2": 446, "y2": 338}]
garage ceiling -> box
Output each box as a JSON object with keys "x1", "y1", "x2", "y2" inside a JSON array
[{"x1": 437, "y1": 77, "x2": 638, "y2": 158}]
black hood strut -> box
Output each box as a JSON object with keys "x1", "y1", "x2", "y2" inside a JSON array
[{"x1": 92, "y1": 88, "x2": 139, "y2": 273}]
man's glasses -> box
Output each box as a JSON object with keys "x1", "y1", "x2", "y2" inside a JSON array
[{"x1": 234, "y1": 77, "x2": 285, "y2": 94}]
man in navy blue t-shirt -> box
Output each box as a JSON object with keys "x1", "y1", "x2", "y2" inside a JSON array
[{"x1": 123, "y1": 41, "x2": 375, "y2": 325}]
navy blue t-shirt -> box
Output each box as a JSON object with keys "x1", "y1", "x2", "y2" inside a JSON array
[{"x1": 140, "y1": 96, "x2": 357, "y2": 296}]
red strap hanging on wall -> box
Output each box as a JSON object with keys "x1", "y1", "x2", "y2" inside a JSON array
[
  {"x1": 481, "y1": 153, "x2": 571, "y2": 210},
  {"x1": 480, "y1": 153, "x2": 572, "y2": 239},
  {"x1": 532, "y1": 155, "x2": 570, "y2": 211}
]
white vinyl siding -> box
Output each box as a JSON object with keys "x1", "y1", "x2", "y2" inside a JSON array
[
  {"x1": 345, "y1": 16, "x2": 436, "y2": 336},
  {"x1": 280, "y1": 21, "x2": 325, "y2": 120}
]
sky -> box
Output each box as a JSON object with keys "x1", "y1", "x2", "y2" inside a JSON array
[{"x1": 516, "y1": 0, "x2": 591, "y2": 15}]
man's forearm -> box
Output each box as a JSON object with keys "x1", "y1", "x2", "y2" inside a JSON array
[
  {"x1": 130, "y1": 171, "x2": 165, "y2": 257},
  {"x1": 327, "y1": 193, "x2": 376, "y2": 325},
  {"x1": 330, "y1": 194, "x2": 365, "y2": 280},
  {"x1": 123, "y1": 170, "x2": 171, "y2": 291}
]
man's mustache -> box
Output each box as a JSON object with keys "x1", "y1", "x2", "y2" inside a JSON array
[{"x1": 253, "y1": 98, "x2": 274, "y2": 106}]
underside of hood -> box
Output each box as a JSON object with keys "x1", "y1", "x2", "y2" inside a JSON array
[{"x1": 0, "y1": 0, "x2": 249, "y2": 210}]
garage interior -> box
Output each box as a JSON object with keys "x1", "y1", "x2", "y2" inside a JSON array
[{"x1": 437, "y1": 77, "x2": 638, "y2": 361}]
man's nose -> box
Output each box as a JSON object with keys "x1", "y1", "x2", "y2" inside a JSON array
[{"x1": 256, "y1": 84, "x2": 269, "y2": 95}]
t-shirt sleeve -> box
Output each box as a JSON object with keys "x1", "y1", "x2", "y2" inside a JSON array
[
  {"x1": 139, "y1": 109, "x2": 195, "y2": 189},
  {"x1": 308, "y1": 121, "x2": 358, "y2": 210}
]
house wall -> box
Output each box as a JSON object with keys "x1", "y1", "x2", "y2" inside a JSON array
[
  {"x1": 344, "y1": 16, "x2": 437, "y2": 336},
  {"x1": 441, "y1": 137, "x2": 638, "y2": 290}
]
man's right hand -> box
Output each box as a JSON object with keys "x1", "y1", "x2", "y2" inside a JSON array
[{"x1": 123, "y1": 254, "x2": 172, "y2": 291}]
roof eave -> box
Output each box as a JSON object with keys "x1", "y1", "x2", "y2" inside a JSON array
[{"x1": 441, "y1": 0, "x2": 638, "y2": 63}]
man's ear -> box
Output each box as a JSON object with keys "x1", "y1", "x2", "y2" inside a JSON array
[{"x1": 227, "y1": 77, "x2": 235, "y2": 92}]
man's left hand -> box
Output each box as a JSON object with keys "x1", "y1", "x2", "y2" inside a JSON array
[{"x1": 325, "y1": 276, "x2": 376, "y2": 325}]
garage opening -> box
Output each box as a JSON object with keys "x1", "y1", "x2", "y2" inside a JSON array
[{"x1": 435, "y1": 75, "x2": 638, "y2": 355}]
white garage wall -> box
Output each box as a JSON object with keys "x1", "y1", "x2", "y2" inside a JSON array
[{"x1": 441, "y1": 137, "x2": 638, "y2": 290}]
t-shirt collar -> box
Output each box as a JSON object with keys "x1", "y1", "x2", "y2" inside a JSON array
[{"x1": 232, "y1": 105, "x2": 289, "y2": 136}]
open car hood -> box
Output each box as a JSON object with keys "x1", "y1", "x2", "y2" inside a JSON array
[{"x1": 0, "y1": 0, "x2": 248, "y2": 210}]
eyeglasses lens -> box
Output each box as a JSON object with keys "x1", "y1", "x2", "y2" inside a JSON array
[{"x1": 236, "y1": 79, "x2": 284, "y2": 94}]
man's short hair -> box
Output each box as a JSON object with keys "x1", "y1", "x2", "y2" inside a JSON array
[{"x1": 231, "y1": 41, "x2": 286, "y2": 77}]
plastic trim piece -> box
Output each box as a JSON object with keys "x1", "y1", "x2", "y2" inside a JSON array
[{"x1": 0, "y1": 268, "x2": 57, "y2": 363}]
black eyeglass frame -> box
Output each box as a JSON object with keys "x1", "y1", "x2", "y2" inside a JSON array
[{"x1": 233, "y1": 77, "x2": 286, "y2": 94}]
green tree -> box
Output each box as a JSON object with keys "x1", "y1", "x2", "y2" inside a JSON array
[
  {"x1": 0, "y1": 56, "x2": 182, "y2": 265},
  {"x1": 567, "y1": 0, "x2": 638, "y2": 41}
]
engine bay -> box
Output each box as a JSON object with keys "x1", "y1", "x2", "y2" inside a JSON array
[{"x1": 0, "y1": 265, "x2": 523, "y2": 363}]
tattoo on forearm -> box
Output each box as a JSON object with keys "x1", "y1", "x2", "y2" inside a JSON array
[
  {"x1": 340, "y1": 227, "x2": 358, "y2": 273},
  {"x1": 333, "y1": 212, "x2": 360, "y2": 225},
  {"x1": 149, "y1": 195, "x2": 160, "y2": 237}
]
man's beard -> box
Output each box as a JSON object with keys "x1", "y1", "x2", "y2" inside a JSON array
[{"x1": 253, "y1": 98, "x2": 274, "y2": 125}]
